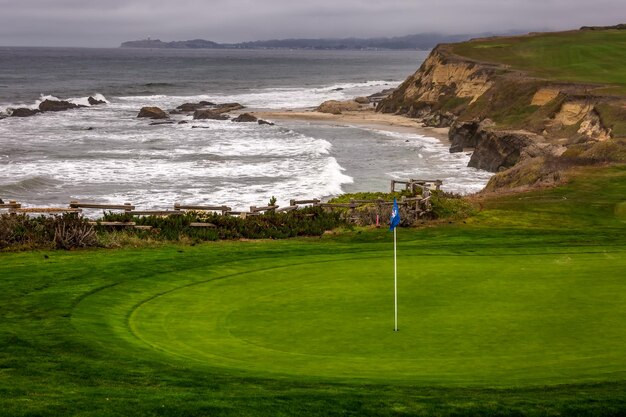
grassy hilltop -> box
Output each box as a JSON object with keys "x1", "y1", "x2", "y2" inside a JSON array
[{"x1": 453, "y1": 29, "x2": 626, "y2": 91}]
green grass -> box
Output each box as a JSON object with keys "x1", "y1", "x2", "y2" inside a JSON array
[
  {"x1": 2, "y1": 165, "x2": 626, "y2": 415},
  {"x1": 452, "y1": 30, "x2": 626, "y2": 88}
]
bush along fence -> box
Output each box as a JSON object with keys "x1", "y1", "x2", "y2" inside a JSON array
[{"x1": 0, "y1": 179, "x2": 447, "y2": 249}]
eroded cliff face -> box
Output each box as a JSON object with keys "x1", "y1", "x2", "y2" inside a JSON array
[
  {"x1": 379, "y1": 46, "x2": 496, "y2": 120},
  {"x1": 379, "y1": 43, "x2": 623, "y2": 187},
  {"x1": 549, "y1": 101, "x2": 612, "y2": 141}
]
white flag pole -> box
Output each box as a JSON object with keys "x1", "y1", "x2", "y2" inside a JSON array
[{"x1": 394, "y1": 226, "x2": 398, "y2": 332}]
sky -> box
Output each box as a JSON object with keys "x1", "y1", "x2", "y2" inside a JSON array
[{"x1": 0, "y1": 0, "x2": 623, "y2": 47}]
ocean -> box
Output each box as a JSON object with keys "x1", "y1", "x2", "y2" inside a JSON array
[{"x1": 0, "y1": 47, "x2": 492, "y2": 211}]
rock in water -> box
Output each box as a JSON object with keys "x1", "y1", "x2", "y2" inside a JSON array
[
  {"x1": 39, "y1": 99, "x2": 84, "y2": 112},
  {"x1": 193, "y1": 109, "x2": 229, "y2": 120},
  {"x1": 137, "y1": 107, "x2": 169, "y2": 119},
  {"x1": 232, "y1": 113, "x2": 258, "y2": 123},
  {"x1": 176, "y1": 103, "x2": 204, "y2": 112},
  {"x1": 10, "y1": 108, "x2": 40, "y2": 117},
  {"x1": 176, "y1": 101, "x2": 217, "y2": 112},
  {"x1": 258, "y1": 119, "x2": 275, "y2": 126},
  {"x1": 213, "y1": 103, "x2": 245, "y2": 113},
  {"x1": 88, "y1": 96, "x2": 106, "y2": 105}
]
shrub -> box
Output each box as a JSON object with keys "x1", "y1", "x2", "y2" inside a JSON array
[
  {"x1": 52, "y1": 214, "x2": 97, "y2": 249},
  {"x1": 327, "y1": 190, "x2": 472, "y2": 226},
  {"x1": 99, "y1": 206, "x2": 344, "y2": 243},
  {"x1": 430, "y1": 191, "x2": 476, "y2": 220},
  {"x1": 0, "y1": 213, "x2": 96, "y2": 250}
]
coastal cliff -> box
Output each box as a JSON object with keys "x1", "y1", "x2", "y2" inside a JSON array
[{"x1": 379, "y1": 27, "x2": 626, "y2": 190}]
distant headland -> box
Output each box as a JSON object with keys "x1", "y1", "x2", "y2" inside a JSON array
[{"x1": 120, "y1": 31, "x2": 521, "y2": 51}]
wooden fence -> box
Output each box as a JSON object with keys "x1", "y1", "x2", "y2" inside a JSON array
[{"x1": 0, "y1": 178, "x2": 441, "y2": 227}]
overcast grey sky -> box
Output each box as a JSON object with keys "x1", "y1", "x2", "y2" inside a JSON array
[{"x1": 0, "y1": 0, "x2": 622, "y2": 47}]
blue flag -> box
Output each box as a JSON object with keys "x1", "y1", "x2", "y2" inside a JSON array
[{"x1": 389, "y1": 198, "x2": 401, "y2": 231}]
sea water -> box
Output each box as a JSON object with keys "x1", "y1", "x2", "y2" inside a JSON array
[{"x1": 0, "y1": 47, "x2": 492, "y2": 210}]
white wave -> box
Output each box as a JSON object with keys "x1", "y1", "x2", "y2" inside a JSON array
[
  {"x1": 112, "y1": 79, "x2": 399, "y2": 110},
  {"x1": 358, "y1": 127, "x2": 493, "y2": 195},
  {"x1": 5, "y1": 154, "x2": 353, "y2": 210},
  {"x1": 68, "y1": 93, "x2": 109, "y2": 106},
  {"x1": 0, "y1": 93, "x2": 110, "y2": 113},
  {"x1": 0, "y1": 78, "x2": 496, "y2": 208}
]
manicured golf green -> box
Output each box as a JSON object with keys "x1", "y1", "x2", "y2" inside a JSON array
[
  {"x1": 73, "y1": 252, "x2": 626, "y2": 385},
  {"x1": 2, "y1": 165, "x2": 626, "y2": 415}
]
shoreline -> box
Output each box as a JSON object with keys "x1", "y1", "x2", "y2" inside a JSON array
[{"x1": 251, "y1": 108, "x2": 450, "y2": 143}]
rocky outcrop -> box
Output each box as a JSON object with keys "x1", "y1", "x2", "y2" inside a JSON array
[
  {"x1": 213, "y1": 103, "x2": 244, "y2": 113},
  {"x1": 39, "y1": 99, "x2": 85, "y2": 112},
  {"x1": 578, "y1": 110, "x2": 612, "y2": 141},
  {"x1": 450, "y1": 119, "x2": 566, "y2": 172},
  {"x1": 10, "y1": 99, "x2": 101, "y2": 118},
  {"x1": 316, "y1": 100, "x2": 362, "y2": 115},
  {"x1": 549, "y1": 100, "x2": 612, "y2": 141},
  {"x1": 422, "y1": 111, "x2": 456, "y2": 128},
  {"x1": 88, "y1": 96, "x2": 106, "y2": 105},
  {"x1": 176, "y1": 101, "x2": 215, "y2": 112},
  {"x1": 449, "y1": 119, "x2": 494, "y2": 152},
  {"x1": 137, "y1": 107, "x2": 169, "y2": 119},
  {"x1": 177, "y1": 103, "x2": 203, "y2": 112},
  {"x1": 378, "y1": 45, "x2": 496, "y2": 118},
  {"x1": 10, "y1": 108, "x2": 41, "y2": 117},
  {"x1": 193, "y1": 109, "x2": 229, "y2": 120},
  {"x1": 468, "y1": 130, "x2": 538, "y2": 172},
  {"x1": 368, "y1": 88, "x2": 395, "y2": 102},
  {"x1": 232, "y1": 113, "x2": 258, "y2": 123}
]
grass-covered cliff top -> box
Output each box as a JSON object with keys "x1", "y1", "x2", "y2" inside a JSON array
[{"x1": 452, "y1": 28, "x2": 626, "y2": 94}]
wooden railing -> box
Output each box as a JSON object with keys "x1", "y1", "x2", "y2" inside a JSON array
[{"x1": 0, "y1": 178, "x2": 441, "y2": 225}]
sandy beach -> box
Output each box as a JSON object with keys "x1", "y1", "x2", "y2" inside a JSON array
[{"x1": 252, "y1": 108, "x2": 450, "y2": 143}]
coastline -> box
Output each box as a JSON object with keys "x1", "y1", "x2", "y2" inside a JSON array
[
  {"x1": 251, "y1": 108, "x2": 450, "y2": 143},
  {"x1": 250, "y1": 106, "x2": 494, "y2": 196}
]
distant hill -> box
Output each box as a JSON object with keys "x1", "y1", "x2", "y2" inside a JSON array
[
  {"x1": 120, "y1": 32, "x2": 523, "y2": 51},
  {"x1": 120, "y1": 39, "x2": 223, "y2": 49}
]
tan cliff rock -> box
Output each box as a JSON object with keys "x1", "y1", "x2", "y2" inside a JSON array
[
  {"x1": 531, "y1": 88, "x2": 561, "y2": 106},
  {"x1": 549, "y1": 101, "x2": 612, "y2": 141},
  {"x1": 400, "y1": 47, "x2": 494, "y2": 105},
  {"x1": 378, "y1": 45, "x2": 498, "y2": 119}
]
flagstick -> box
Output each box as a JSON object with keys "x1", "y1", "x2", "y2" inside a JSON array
[{"x1": 394, "y1": 227, "x2": 398, "y2": 332}]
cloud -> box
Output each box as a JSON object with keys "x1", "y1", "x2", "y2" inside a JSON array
[{"x1": 0, "y1": 0, "x2": 623, "y2": 47}]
